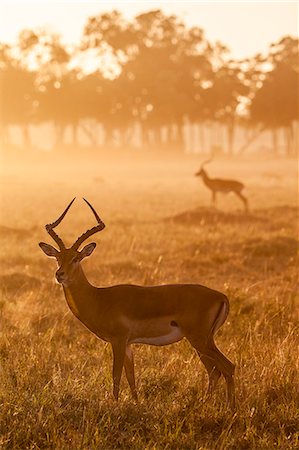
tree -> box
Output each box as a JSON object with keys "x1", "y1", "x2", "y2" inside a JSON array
[
  {"x1": 21, "y1": 29, "x2": 73, "y2": 148},
  {"x1": 249, "y1": 36, "x2": 299, "y2": 154},
  {"x1": 1, "y1": 13, "x2": 297, "y2": 157},
  {"x1": 0, "y1": 41, "x2": 36, "y2": 148},
  {"x1": 199, "y1": 62, "x2": 249, "y2": 154}
]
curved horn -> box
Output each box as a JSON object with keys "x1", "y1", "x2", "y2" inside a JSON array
[
  {"x1": 45, "y1": 197, "x2": 76, "y2": 250},
  {"x1": 71, "y1": 198, "x2": 105, "y2": 250},
  {"x1": 200, "y1": 158, "x2": 213, "y2": 170}
]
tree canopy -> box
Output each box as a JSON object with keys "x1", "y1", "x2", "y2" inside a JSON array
[{"x1": 0, "y1": 10, "x2": 298, "y2": 154}]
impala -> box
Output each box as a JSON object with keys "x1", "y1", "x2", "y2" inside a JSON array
[
  {"x1": 39, "y1": 198, "x2": 235, "y2": 407},
  {"x1": 195, "y1": 159, "x2": 248, "y2": 211}
]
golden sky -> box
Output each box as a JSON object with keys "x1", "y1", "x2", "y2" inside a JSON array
[{"x1": 0, "y1": 1, "x2": 298, "y2": 59}]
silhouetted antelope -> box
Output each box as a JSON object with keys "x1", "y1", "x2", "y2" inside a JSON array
[{"x1": 195, "y1": 159, "x2": 248, "y2": 211}]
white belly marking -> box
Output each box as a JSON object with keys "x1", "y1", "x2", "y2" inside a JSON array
[{"x1": 130, "y1": 327, "x2": 184, "y2": 346}]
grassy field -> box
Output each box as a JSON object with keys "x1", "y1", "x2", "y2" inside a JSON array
[{"x1": 0, "y1": 153, "x2": 298, "y2": 449}]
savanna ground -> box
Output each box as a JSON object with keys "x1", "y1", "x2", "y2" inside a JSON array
[{"x1": 0, "y1": 150, "x2": 298, "y2": 449}]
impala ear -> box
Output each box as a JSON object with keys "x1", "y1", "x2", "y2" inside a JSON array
[
  {"x1": 39, "y1": 242, "x2": 59, "y2": 258},
  {"x1": 79, "y1": 242, "x2": 96, "y2": 260}
]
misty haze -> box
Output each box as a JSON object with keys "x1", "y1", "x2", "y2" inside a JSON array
[{"x1": 0, "y1": 3, "x2": 298, "y2": 450}]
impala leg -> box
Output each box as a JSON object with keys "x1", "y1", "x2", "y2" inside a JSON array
[
  {"x1": 206, "y1": 344, "x2": 235, "y2": 409},
  {"x1": 211, "y1": 190, "x2": 216, "y2": 207},
  {"x1": 198, "y1": 352, "x2": 222, "y2": 397},
  {"x1": 124, "y1": 345, "x2": 138, "y2": 401},
  {"x1": 111, "y1": 340, "x2": 127, "y2": 401},
  {"x1": 235, "y1": 191, "x2": 248, "y2": 212},
  {"x1": 190, "y1": 335, "x2": 235, "y2": 409}
]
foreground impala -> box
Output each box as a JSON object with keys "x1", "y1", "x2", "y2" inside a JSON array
[{"x1": 39, "y1": 198, "x2": 235, "y2": 407}]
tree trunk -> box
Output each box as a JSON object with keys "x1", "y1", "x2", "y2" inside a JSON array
[
  {"x1": 237, "y1": 125, "x2": 265, "y2": 155},
  {"x1": 55, "y1": 122, "x2": 64, "y2": 149},
  {"x1": 140, "y1": 122, "x2": 150, "y2": 149},
  {"x1": 175, "y1": 122, "x2": 184, "y2": 152},
  {"x1": 154, "y1": 126, "x2": 162, "y2": 150},
  {"x1": 283, "y1": 126, "x2": 290, "y2": 156},
  {"x1": 288, "y1": 124, "x2": 295, "y2": 155},
  {"x1": 22, "y1": 123, "x2": 31, "y2": 149},
  {"x1": 226, "y1": 117, "x2": 235, "y2": 156},
  {"x1": 123, "y1": 126, "x2": 133, "y2": 147},
  {"x1": 199, "y1": 123, "x2": 206, "y2": 154},
  {"x1": 169, "y1": 123, "x2": 177, "y2": 147},
  {"x1": 0, "y1": 123, "x2": 9, "y2": 148},
  {"x1": 71, "y1": 121, "x2": 79, "y2": 147},
  {"x1": 292, "y1": 121, "x2": 298, "y2": 155},
  {"x1": 271, "y1": 127, "x2": 278, "y2": 155},
  {"x1": 80, "y1": 122, "x2": 98, "y2": 147}
]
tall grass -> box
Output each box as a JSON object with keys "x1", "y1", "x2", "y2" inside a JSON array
[{"x1": 0, "y1": 157, "x2": 298, "y2": 449}]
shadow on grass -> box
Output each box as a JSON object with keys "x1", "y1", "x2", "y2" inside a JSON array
[
  {"x1": 167, "y1": 205, "x2": 298, "y2": 228},
  {"x1": 0, "y1": 273, "x2": 41, "y2": 295},
  {"x1": 167, "y1": 206, "x2": 265, "y2": 226},
  {"x1": 243, "y1": 235, "x2": 298, "y2": 259}
]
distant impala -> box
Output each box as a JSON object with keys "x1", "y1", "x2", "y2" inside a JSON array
[
  {"x1": 195, "y1": 159, "x2": 248, "y2": 211},
  {"x1": 39, "y1": 198, "x2": 235, "y2": 407}
]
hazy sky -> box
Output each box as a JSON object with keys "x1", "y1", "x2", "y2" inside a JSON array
[{"x1": 0, "y1": 1, "x2": 297, "y2": 59}]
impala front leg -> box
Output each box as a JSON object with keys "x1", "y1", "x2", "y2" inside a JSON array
[
  {"x1": 111, "y1": 339, "x2": 127, "y2": 401},
  {"x1": 212, "y1": 190, "x2": 216, "y2": 207},
  {"x1": 124, "y1": 345, "x2": 138, "y2": 401}
]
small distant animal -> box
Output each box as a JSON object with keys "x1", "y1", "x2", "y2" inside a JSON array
[
  {"x1": 195, "y1": 159, "x2": 248, "y2": 211},
  {"x1": 39, "y1": 198, "x2": 235, "y2": 407}
]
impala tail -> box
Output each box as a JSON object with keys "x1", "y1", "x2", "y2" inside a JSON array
[{"x1": 210, "y1": 294, "x2": 230, "y2": 338}]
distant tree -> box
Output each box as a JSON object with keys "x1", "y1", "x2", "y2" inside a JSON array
[
  {"x1": 1, "y1": 13, "x2": 297, "y2": 157},
  {"x1": 22, "y1": 29, "x2": 73, "y2": 148},
  {"x1": 249, "y1": 36, "x2": 299, "y2": 154},
  {"x1": 115, "y1": 11, "x2": 214, "y2": 149},
  {"x1": 82, "y1": 10, "x2": 136, "y2": 56},
  {"x1": 0, "y1": 41, "x2": 36, "y2": 148},
  {"x1": 81, "y1": 10, "x2": 216, "y2": 150},
  {"x1": 200, "y1": 62, "x2": 249, "y2": 154},
  {"x1": 81, "y1": 10, "x2": 137, "y2": 146}
]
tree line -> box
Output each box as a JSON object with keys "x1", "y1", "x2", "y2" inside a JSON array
[{"x1": 0, "y1": 10, "x2": 298, "y2": 154}]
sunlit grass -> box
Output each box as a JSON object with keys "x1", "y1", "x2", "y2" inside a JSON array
[{"x1": 0, "y1": 155, "x2": 298, "y2": 449}]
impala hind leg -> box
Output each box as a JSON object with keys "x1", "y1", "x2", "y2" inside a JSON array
[
  {"x1": 235, "y1": 191, "x2": 248, "y2": 212},
  {"x1": 124, "y1": 345, "x2": 138, "y2": 401},
  {"x1": 198, "y1": 352, "x2": 222, "y2": 398},
  {"x1": 211, "y1": 190, "x2": 217, "y2": 207},
  {"x1": 190, "y1": 336, "x2": 235, "y2": 409},
  {"x1": 206, "y1": 344, "x2": 236, "y2": 409},
  {"x1": 111, "y1": 340, "x2": 127, "y2": 401}
]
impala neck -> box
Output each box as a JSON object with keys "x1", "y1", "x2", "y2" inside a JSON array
[
  {"x1": 62, "y1": 264, "x2": 95, "y2": 317},
  {"x1": 201, "y1": 169, "x2": 210, "y2": 182},
  {"x1": 70, "y1": 263, "x2": 92, "y2": 289}
]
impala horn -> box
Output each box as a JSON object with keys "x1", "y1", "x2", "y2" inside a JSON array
[
  {"x1": 45, "y1": 197, "x2": 76, "y2": 250},
  {"x1": 71, "y1": 198, "x2": 105, "y2": 251},
  {"x1": 200, "y1": 158, "x2": 213, "y2": 170}
]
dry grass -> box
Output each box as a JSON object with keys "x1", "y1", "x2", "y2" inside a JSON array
[{"x1": 0, "y1": 154, "x2": 298, "y2": 449}]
